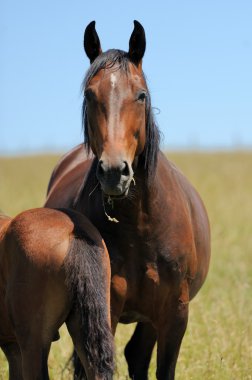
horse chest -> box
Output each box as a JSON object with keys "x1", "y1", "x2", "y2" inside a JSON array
[
  {"x1": 91, "y1": 198, "x2": 191, "y2": 322},
  {"x1": 111, "y1": 261, "x2": 160, "y2": 323},
  {"x1": 109, "y1": 234, "x2": 182, "y2": 323}
]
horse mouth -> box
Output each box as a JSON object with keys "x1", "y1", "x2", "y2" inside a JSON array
[
  {"x1": 99, "y1": 176, "x2": 136, "y2": 200},
  {"x1": 103, "y1": 187, "x2": 129, "y2": 200}
]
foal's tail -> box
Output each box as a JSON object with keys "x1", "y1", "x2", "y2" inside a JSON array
[{"x1": 64, "y1": 217, "x2": 114, "y2": 379}]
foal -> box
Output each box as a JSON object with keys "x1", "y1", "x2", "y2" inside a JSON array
[{"x1": 0, "y1": 208, "x2": 114, "y2": 380}]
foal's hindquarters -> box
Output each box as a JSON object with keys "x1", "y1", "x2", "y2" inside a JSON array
[{"x1": 0, "y1": 208, "x2": 114, "y2": 380}]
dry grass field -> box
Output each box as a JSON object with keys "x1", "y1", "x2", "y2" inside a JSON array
[{"x1": 0, "y1": 151, "x2": 252, "y2": 379}]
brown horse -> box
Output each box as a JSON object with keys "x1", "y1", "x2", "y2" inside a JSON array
[
  {"x1": 45, "y1": 21, "x2": 211, "y2": 379},
  {"x1": 0, "y1": 208, "x2": 114, "y2": 380}
]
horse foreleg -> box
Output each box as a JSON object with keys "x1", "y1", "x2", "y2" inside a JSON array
[
  {"x1": 156, "y1": 282, "x2": 189, "y2": 380},
  {"x1": 20, "y1": 341, "x2": 51, "y2": 380},
  {"x1": 1, "y1": 342, "x2": 23, "y2": 380},
  {"x1": 124, "y1": 322, "x2": 157, "y2": 380}
]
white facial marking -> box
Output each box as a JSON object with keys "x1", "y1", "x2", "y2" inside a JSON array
[
  {"x1": 108, "y1": 73, "x2": 119, "y2": 139},
  {"x1": 110, "y1": 73, "x2": 117, "y2": 89}
]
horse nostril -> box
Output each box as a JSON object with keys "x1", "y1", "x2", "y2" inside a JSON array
[
  {"x1": 97, "y1": 159, "x2": 131, "y2": 181},
  {"x1": 121, "y1": 161, "x2": 130, "y2": 177}
]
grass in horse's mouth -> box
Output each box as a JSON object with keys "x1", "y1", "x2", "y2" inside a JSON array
[{"x1": 104, "y1": 191, "x2": 128, "y2": 201}]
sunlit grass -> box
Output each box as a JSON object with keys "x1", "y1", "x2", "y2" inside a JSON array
[{"x1": 0, "y1": 151, "x2": 252, "y2": 379}]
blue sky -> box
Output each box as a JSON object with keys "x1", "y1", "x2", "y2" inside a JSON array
[{"x1": 1, "y1": 0, "x2": 252, "y2": 154}]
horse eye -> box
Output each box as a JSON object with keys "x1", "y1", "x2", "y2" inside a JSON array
[
  {"x1": 137, "y1": 91, "x2": 147, "y2": 103},
  {"x1": 84, "y1": 89, "x2": 94, "y2": 102},
  {"x1": 134, "y1": 130, "x2": 140, "y2": 140}
]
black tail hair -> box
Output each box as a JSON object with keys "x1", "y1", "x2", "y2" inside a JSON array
[{"x1": 64, "y1": 216, "x2": 114, "y2": 379}]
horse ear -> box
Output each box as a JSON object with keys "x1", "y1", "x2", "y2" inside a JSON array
[
  {"x1": 128, "y1": 20, "x2": 146, "y2": 67},
  {"x1": 84, "y1": 21, "x2": 102, "y2": 63}
]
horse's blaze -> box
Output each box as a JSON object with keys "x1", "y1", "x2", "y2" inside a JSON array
[{"x1": 85, "y1": 63, "x2": 147, "y2": 196}]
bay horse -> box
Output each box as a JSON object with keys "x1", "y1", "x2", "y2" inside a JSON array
[
  {"x1": 45, "y1": 20, "x2": 211, "y2": 379},
  {"x1": 0, "y1": 208, "x2": 114, "y2": 380}
]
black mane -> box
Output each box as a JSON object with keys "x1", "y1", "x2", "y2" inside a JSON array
[{"x1": 82, "y1": 49, "x2": 160, "y2": 181}]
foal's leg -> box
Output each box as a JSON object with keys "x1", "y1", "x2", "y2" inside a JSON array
[
  {"x1": 8, "y1": 276, "x2": 69, "y2": 380},
  {"x1": 1, "y1": 342, "x2": 23, "y2": 380},
  {"x1": 156, "y1": 281, "x2": 189, "y2": 380},
  {"x1": 124, "y1": 322, "x2": 157, "y2": 380},
  {"x1": 66, "y1": 309, "x2": 97, "y2": 380}
]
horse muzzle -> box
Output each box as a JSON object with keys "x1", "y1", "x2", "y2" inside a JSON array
[{"x1": 96, "y1": 159, "x2": 133, "y2": 196}]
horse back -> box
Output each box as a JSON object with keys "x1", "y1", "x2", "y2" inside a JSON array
[
  {"x1": 47, "y1": 144, "x2": 87, "y2": 195},
  {"x1": 45, "y1": 145, "x2": 93, "y2": 209}
]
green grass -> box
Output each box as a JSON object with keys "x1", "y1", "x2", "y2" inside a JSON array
[{"x1": 1, "y1": 152, "x2": 252, "y2": 379}]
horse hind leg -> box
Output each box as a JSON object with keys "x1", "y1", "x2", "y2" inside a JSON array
[
  {"x1": 7, "y1": 285, "x2": 64, "y2": 380},
  {"x1": 124, "y1": 322, "x2": 157, "y2": 380},
  {"x1": 66, "y1": 306, "x2": 114, "y2": 380},
  {"x1": 1, "y1": 342, "x2": 23, "y2": 380},
  {"x1": 66, "y1": 309, "x2": 95, "y2": 380}
]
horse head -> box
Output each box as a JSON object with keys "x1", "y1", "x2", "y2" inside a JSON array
[{"x1": 82, "y1": 21, "x2": 159, "y2": 197}]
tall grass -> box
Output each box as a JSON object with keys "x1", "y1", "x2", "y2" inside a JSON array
[{"x1": 0, "y1": 152, "x2": 251, "y2": 379}]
